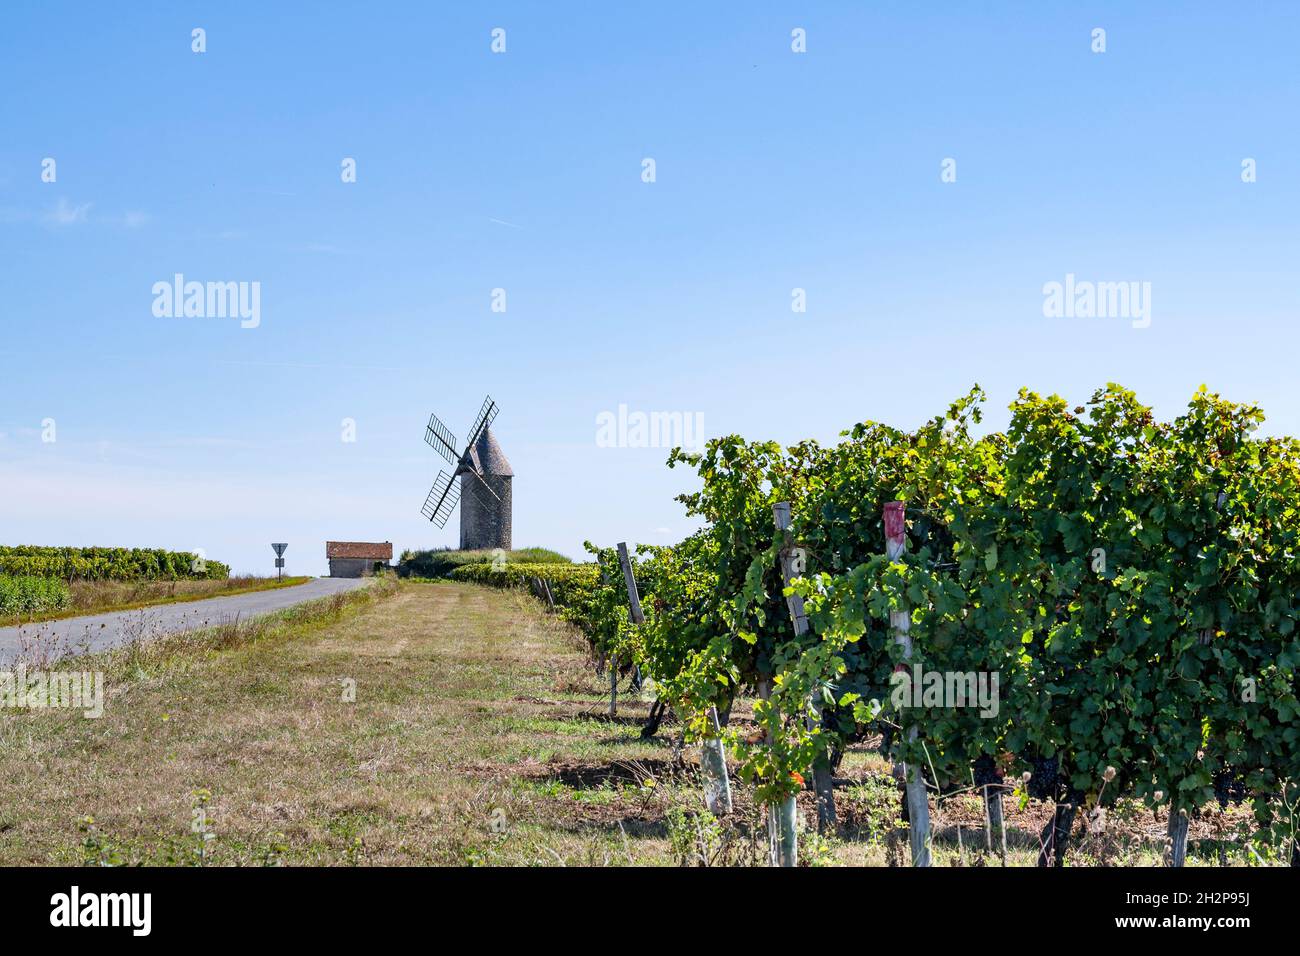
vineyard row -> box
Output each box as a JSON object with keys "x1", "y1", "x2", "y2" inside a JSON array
[{"x1": 456, "y1": 384, "x2": 1300, "y2": 867}]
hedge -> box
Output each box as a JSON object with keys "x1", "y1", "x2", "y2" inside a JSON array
[{"x1": 397, "y1": 547, "x2": 571, "y2": 579}]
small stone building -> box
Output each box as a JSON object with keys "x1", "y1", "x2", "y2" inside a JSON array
[{"x1": 326, "y1": 541, "x2": 393, "y2": 578}]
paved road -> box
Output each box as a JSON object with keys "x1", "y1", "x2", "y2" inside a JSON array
[{"x1": 0, "y1": 577, "x2": 371, "y2": 666}]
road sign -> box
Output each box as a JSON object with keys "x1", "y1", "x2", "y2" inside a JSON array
[{"x1": 271, "y1": 543, "x2": 288, "y2": 580}]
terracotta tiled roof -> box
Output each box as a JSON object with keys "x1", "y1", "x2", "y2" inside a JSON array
[{"x1": 326, "y1": 541, "x2": 393, "y2": 560}]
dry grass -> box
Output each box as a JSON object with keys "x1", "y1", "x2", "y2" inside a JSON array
[
  {"x1": 0, "y1": 580, "x2": 1269, "y2": 866},
  {"x1": 0, "y1": 580, "x2": 675, "y2": 865}
]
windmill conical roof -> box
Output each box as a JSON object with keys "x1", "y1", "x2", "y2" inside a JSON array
[{"x1": 467, "y1": 428, "x2": 513, "y2": 477}]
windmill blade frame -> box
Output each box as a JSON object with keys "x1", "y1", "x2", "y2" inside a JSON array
[
  {"x1": 424, "y1": 413, "x2": 460, "y2": 465},
  {"x1": 462, "y1": 395, "x2": 499, "y2": 456},
  {"x1": 421, "y1": 470, "x2": 461, "y2": 527}
]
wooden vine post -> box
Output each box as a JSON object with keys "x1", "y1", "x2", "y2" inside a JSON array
[
  {"x1": 599, "y1": 554, "x2": 618, "y2": 718},
  {"x1": 985, "y1": 782, "x2": 1007, "y2": 862},
  {"x1": 885, "y1": 500, "x2": 931, "y2": 867},
  {"x1": 773, "y1": 502, "x2": 836, "y2": 834},
  {"x1": 613, "y1": 542, "x2": 644, "y2": 718},
  {"x1": 608, "y1": 656, "x2": 618, "y2": 719},
  {"x1": 1167, "y1": 806, "x2": 1190, "y2": 867}
]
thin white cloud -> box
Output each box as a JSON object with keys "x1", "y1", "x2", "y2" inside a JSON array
[
  {"x1": 0, "y1": 458, "x2": 396, "y2": 524},
  {"x1": 43, "y1": 198, "x2": 92, "y2": 226},
  {"x1": 214, "y1": 359, "x2": 413, "y2": 372},
  {"x1": 122, "y1": 210, "x2": 150, "y2": 228}
]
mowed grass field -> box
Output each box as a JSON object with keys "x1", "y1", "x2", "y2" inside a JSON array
[{"x1": 0, "y1": 581, "x2": 1263, "y2": 866}]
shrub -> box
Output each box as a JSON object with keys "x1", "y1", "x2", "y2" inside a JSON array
[{"x1": 397, "y1": 547, "x2": 570, "y2": 579}]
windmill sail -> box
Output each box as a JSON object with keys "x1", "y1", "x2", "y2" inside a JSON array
[
  {"x1": 421, "y1": 470, "x2": 461, "y2": 527},
  {"x1": 463, "y1": 396, "x2": 499, "y2": 453},
  {"x1": 424, "y1": 414, "x2": 460, "y2": 465}
]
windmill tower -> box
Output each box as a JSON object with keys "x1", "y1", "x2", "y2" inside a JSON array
[{"x1": 421, "y1": 396, "x2": 513, "y2": 550}]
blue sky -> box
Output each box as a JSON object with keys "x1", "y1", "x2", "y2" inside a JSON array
[{"x1": 2, "y1": 2, "x2": 1298, "y2": 576}]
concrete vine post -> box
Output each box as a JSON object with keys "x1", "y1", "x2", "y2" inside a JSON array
[
  {"x1": 616, "y1": 542, "x2": 731, "y2": 815},
  {"x1": 773, "y1": 501, "x2": 836, "y2": 834},
  {"x1": 757, "y1": 678, "x2": 796, "y2": 866},
  {"x1": 615, "y1": 543, "x2": 645, "y2": 627},
  {"x1": 885, "y1": 500, "x2": 931, "y2": 867},
  {"x1": 700, "y1": 705, "x2": 733, "y2": 816}
]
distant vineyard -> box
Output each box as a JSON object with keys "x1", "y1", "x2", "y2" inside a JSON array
[
  {"x1": 0, "y1": 575, "x2": 72, "y2": 615},
  {"x1": 0, "y1": 546, "x2": 229, "y2": 581},
  {"x1": 457, "y1": 384, "x2": 1300, "y2": 868}
]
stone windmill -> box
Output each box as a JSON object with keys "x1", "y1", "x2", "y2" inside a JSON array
[{"x1": 421, "y1": 396, "x2": 513, "y2": 550}]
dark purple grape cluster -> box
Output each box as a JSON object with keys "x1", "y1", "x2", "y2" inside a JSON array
[
  {"x1": 1213, "y1": 770, "x2": 1248, "y2": 809},
  {"x1": 973, "y1": 753, "x2": 1001, "y2": 787},
  {"x1": 1026, "y1": 755, "x2": 1059, "y2": 800}
]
